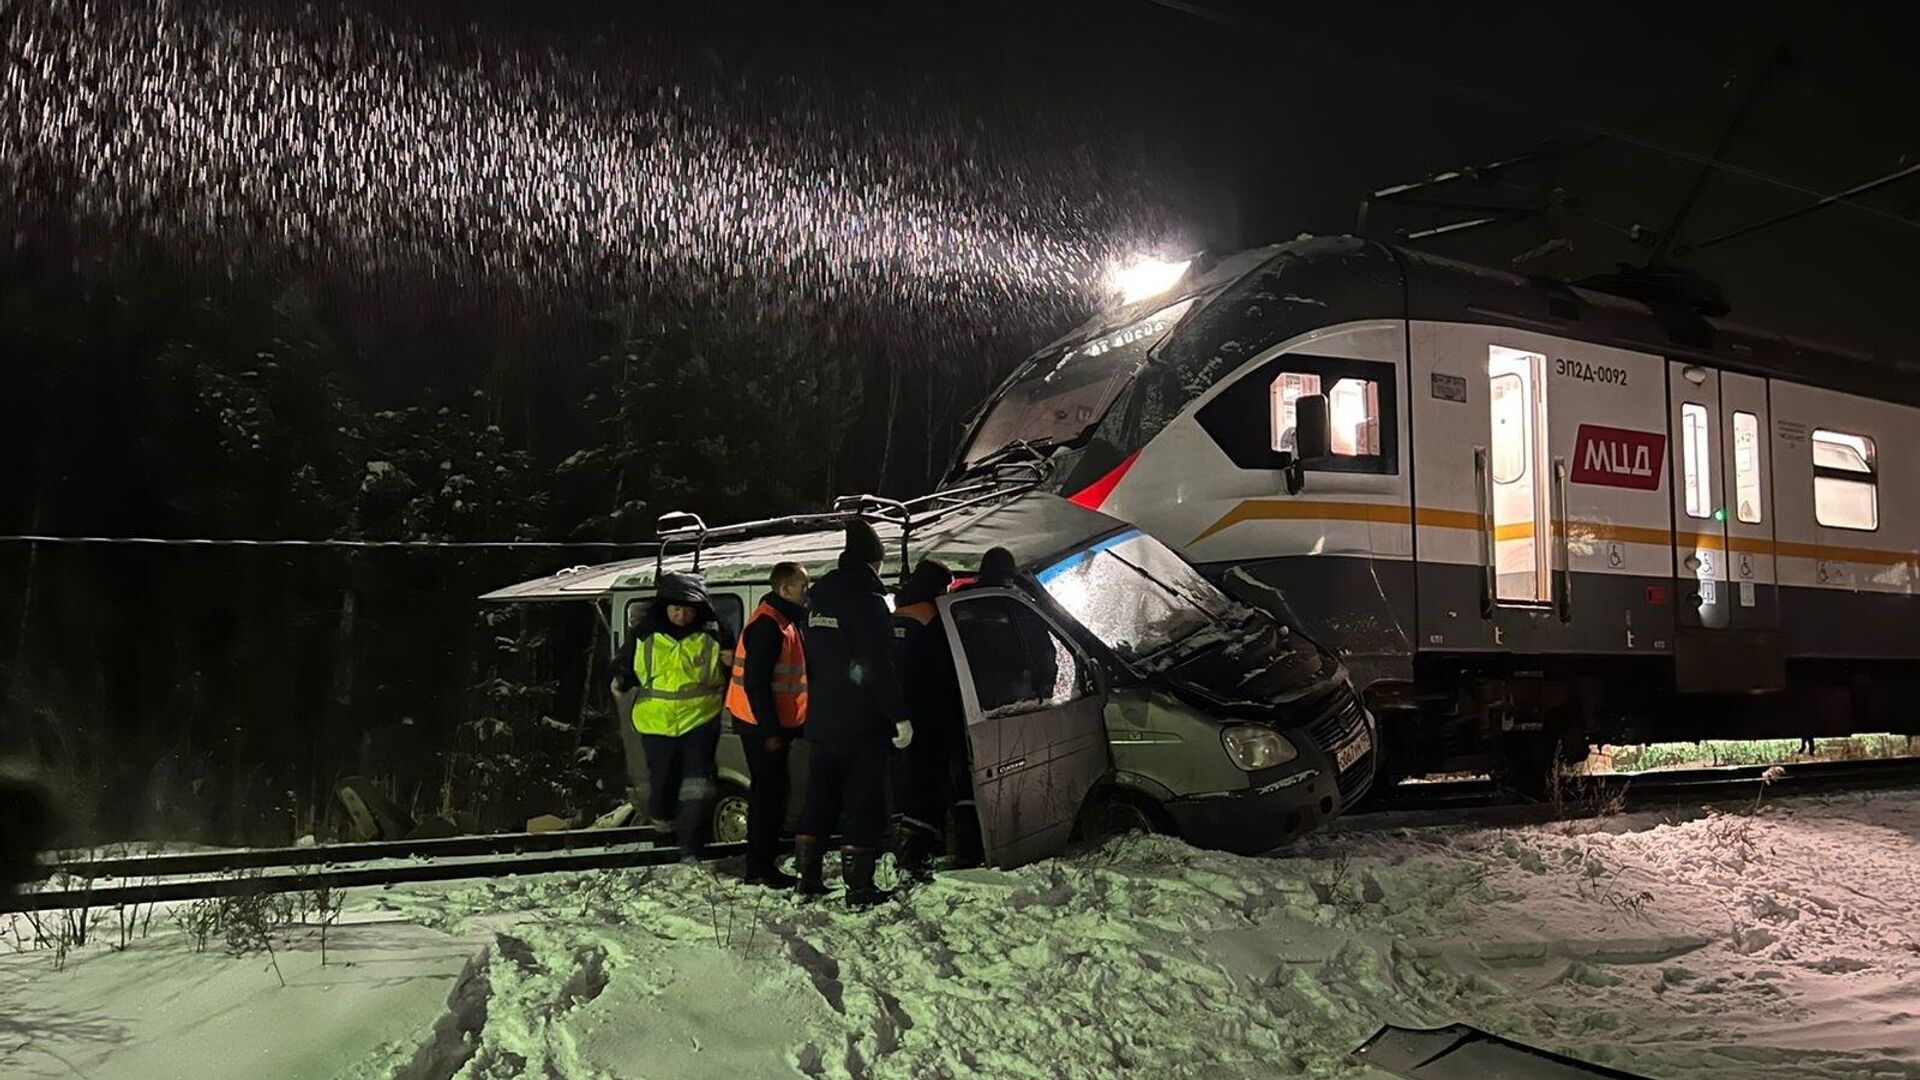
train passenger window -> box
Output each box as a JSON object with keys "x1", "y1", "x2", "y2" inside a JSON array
[
  {"x1": 1812, "y1": 429, "x2": 1877, "y2": 531},
  {"x1": 1733, "y1": 412, "x2": 1762, "y2": 524},
  {"x1": 1489, "y1": 373, "x2": 1527, "y2": 484},
  {"x1": 1681, "y1": 403, "x2": 1712, "y2": 519},
  {"x1": 1272, "y1": 373, "x2": 1381, "y2": 457}
]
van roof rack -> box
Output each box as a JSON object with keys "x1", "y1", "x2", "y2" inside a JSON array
[{"x1": 652, "y1": 463, "x2": 1047, "y2": 587}]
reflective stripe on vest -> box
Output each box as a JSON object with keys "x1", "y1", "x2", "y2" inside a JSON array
[
  {"x1": 631, "y1": 632, "x2": 725, "y2": 737},
  {"x1": 725, "y1": 602, "x2": 809, "y2": 729}
]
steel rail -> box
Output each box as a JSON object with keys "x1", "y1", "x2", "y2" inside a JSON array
[
  {"x1": 7, "y1": 840, "x2": 749, "y2": 914},
  {"x1": 1340, "y1": 755, "x2": 1920, "y2": 831},
  {"x1": 32, "y1": 823, "x2": 671, "y2": 883}
]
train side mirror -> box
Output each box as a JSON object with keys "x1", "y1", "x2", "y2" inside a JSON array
[
  {"x1": 1280, "y1": 393, "x2": 1332, "y2": 495},
  {"x1": 1294, "y1": 393, "x2": 1332, "y2": 462}
]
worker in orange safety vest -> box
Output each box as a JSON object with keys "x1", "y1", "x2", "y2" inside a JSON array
[{"x1": 725, "y1": 561, "x2": 811, "y2": 886}]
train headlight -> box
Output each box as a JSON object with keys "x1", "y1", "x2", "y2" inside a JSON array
[
  {"x1": 1222, "y1": 725, "x2": 1298, "y2": 771},
  {"x1": 1110, "y1": 256, "x2": 1193, "y2": 304}
]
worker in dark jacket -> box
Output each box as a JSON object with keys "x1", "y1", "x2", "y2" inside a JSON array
[
  {"x1": 726, "y1": 561, "x2": 811, "y2": 887},
  {"x1": 889, "y1": 559, "x2": 961, "y2": 879},
  {"x1": 970, "y1": 545, "x2": 1019, "y2": 588},
  {"x1": 611, "y1": 571, "x2": 731, "y2": 856},
  {"x1": 794, "y1": 520, "x2": 912, "y2": 907}
]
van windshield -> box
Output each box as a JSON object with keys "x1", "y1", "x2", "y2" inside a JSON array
[
  {"x1": 1036, "y1": 529, "x2": 1240, "y2": 666},
  {"x1": 961, "y1": 298, "x2": 1194, "y2": 468}
]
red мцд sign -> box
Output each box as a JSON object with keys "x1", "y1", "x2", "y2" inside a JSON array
[{"x1": 1569, "y1": 424, "x2": 1666, "y2": 490}]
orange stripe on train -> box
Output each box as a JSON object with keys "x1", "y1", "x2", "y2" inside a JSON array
[{"x1": 1192, "y1": 498, "x2": 1919, "y2": 568}]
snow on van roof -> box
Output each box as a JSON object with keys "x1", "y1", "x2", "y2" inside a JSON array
[{"x1": 479, "y1": 492, "x2": 1129, "y2": 601}]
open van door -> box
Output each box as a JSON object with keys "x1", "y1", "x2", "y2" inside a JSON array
[{"x1": 935, "y1": 588, "x2": 1110, "y2": 869}]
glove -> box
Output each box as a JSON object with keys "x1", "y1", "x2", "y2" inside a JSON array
[{"x1": 891, "y1": 720, "x2": 914, "y2": 750}]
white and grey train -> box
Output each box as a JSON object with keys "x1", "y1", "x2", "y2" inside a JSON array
[{"x1": 948, "y1": 237, "x2": 1920, "y2": 778}]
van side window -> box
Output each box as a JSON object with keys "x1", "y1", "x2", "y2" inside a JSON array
[
  {"x1": 1811, "y1": 429, "x2": 1877, "y2": 531},
  {"x1": 949, "y1": 596, "x2": 1091, "y2": 717},
  {"x1": 621, "y1": 593, "x2": 744, "y2": 645}
]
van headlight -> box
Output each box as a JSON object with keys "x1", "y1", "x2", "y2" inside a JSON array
[{"x1": 1221, "y1": 725, "x2": 1297, "y2": 770}]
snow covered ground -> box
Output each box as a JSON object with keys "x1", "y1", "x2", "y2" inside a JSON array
[{"x1": 5, "y1": 789, "x2": 1918, "y2": 1079}]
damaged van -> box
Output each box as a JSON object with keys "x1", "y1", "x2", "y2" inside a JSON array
[{"x1": 483, "y1": 485, "x2": 1376, "y2": 866}]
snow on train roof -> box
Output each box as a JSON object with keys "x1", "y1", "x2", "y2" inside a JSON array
[{"x1": 479, "y1": 492, "x2": 1128, "y2": 602}]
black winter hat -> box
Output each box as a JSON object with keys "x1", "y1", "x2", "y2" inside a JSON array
[
  {"x1": 977, "y1": 546, "x2": 1018, "y2": 584},
  {"x1": 657, "y1": 571, "x2": 710, "y2": 607},
  {"x1": 844, "y1": 519, "x2": 887, "y2": 564},
  {"x1": 897, "y1": 559, "x2": 954, "y2": 606}
]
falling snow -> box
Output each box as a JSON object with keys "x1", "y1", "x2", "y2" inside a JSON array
[{"x1": 1, "y1": 0, "x2": 1169, "y2": 331}]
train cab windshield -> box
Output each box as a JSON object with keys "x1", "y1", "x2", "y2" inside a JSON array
[
  {"x1": 1036, "y1": 528, "x2": 1244, "y2": 667},
  {"x1": 961, "y1": 297, "x2": 1195, "y2": 469}
]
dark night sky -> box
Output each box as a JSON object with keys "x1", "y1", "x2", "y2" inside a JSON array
[
  {"x1": 1093, "y1": 3, "x2": 1918, "y2": 359},
  {"x1": 12, "y1": 1, "x2": 1917, "y2": 360},
  {"x1": 836, "y1": 1, "x2": 1917, "y2": 358},
  {"x1": 609, "y1": 1, "x2": 1919, "y2": 358}
]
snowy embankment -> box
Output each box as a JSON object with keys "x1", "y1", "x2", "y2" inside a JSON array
[{"x1": 6, "y1": 791, "x2": 1918, "y2": 1080}]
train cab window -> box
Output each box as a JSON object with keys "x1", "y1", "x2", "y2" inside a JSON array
[
  {"x1": 1812, "y1": 429, "x2": 1878, "y2": 531},
  {"x1": 1272, "y1": 373, "x2": 1382, "y2": 457},
  {"x1": 1733, "y1": 411, "x2": 1762, "y2": 524},
  {"x1": 1195, "y1": 354, "x2": 1397, "y2": 475},
  {"x1": 1681, "y1": 403, "x2": 1712, "y2": 519}
]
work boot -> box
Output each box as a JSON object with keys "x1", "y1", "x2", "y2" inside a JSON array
[
  {"x1": 891, "y1": 824, "x2": 937, "y2": 883},
  {"x1": 793, "y1": 834, "x2": 828, "y2": 897},
  {"x1": 842, "y1": 847, "x2": 891, "y2": 910},
  {"x1": 744, "y1": 861, "x2": 799, "y2": 890}
]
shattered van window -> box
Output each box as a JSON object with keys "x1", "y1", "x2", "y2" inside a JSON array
[
  {"x1": 1038, "y1": 530, "x2": 1233, "y2": 665},
  {"x1": 950, "y1": 596, "x2": 1089, "y2": 715}
]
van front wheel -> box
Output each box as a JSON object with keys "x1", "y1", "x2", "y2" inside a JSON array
[
  {"x1": 1076, "y1": 788, "x2": 1172, "y2": 844},
  {"x1": 710, "y1": 784, "x2": 750, "y2": 847}
]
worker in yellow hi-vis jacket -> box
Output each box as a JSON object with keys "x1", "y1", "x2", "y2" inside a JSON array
[{"x1": 611, "y1": 571, "x2": 731, "y2": 854}]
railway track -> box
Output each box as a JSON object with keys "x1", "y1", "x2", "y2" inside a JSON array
[
  {"x1": 7, "y1": 826, "x2": 735, "y2": 914},
  {"x1": 31, "y1": 822, "x2": 672, "y2": 882},
  {"x1": 12, "y1": 756, "x2": 1919, "y2": 913},
  {"x1": 1337, "y1": 754, "x2": 1920, "y2": 831}
]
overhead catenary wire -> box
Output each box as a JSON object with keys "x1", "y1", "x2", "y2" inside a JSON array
[{"x1": 1144, "y1": 0, "x2": 1920, "y2": 240}]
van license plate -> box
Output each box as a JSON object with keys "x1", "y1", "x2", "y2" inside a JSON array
[{"x1": 1334, "y1": 727, "x2": 1372, "y2": 772}]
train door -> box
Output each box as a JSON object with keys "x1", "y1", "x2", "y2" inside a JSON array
[
  {"x1": 1668, "y1": 363, "x2": 1730, "y2": 631},
  {"x1": 1487, "y1": 346, "x2": 1556, "y2": 614},
  {"x1": 1412, "y1": 323, "x2": 1672, "y2": 659},
  {"x1": 1720, "y1": 372, "x2": 1780, "y2": 634},
  {"x1": 937, "y1": 589, "x2": 1110, "y2": 869},
  {"x1": 1669, "y1": 366, "x2": 1785, "y2": 690}
]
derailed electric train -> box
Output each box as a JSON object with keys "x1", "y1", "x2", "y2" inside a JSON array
[{"x1": 950, "y1": 236, "x2": 1920, "y2": 779}]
